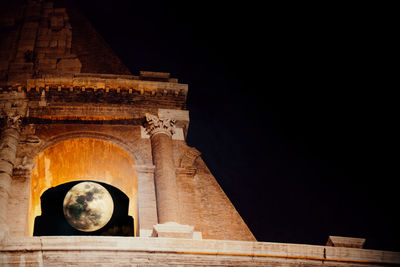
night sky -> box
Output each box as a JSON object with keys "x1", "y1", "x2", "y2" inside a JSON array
[{"x1": 71, "y1": 1, "x2": 398, "y2": 251}]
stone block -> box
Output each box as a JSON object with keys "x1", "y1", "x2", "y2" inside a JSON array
[
  {"x1": 0, "y1": 173, "x2": 12, "y2": 188},
  {"x1": 8, "y1": 62, "x2": 33, "y2": 73},
  {"x1": 140, "y1": 71, "x2": 170, "y2": 79},
  {"x1": 158, "y1": 108, "x2": 189, "y2": 122},
  {"x1": 43, "y1": 2, "x2": 54, "y2": 9},
  {"x1": 16, "y1": 40, "x2": 35, "y2": 52},
  {"x1": 0, "y1": 147, "x2": 17, "y2": 162},
  {"x1": 54, "y1": 8, "x2": 67, "y2": 15},
  {"x1": 0, "y1": 17, "x2": 15, "y2": 27},
  {"x1": 36, "y1": 39, "x2": 49, "y2": 48},
  {"x1": 50, "y1": 15, "x2": 64, "y2": 30},
  {"x1": 22, "y1": 22, "x2": 39, "y2": 29},
  {"x1": 56, "y1": 58, "x2": 82, "y2": 74},
  {"x1": 49, "y1": 39, "x2": 57, "y2": 48},
  {"x1": 193, "y1": 231, "x2": 202, "y2": 240},
  {"x1": 140, "y1": 229, "x2": 153, "y2": 237},
  {"x1": 325, "y1": 246, "x2": 398, "y2": 264},
  {"x1": 38, "y1": 58, "x2": 57, "y2": 69},
  {"x1": 38, "y1": 28, "x2": 51, "y2": 37},
  {"x1": 0, "y1": 61, "x2": 9, "y2": 71},
  {"x1": 326, "y1": 236, "x2": 366, "y2": 248},
  {"x1": 152, "y1": 222, "x2": 196, "y2": 239}
]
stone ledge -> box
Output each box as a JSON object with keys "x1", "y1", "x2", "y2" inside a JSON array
[{"x1": 1, "y1": 236, "x2": 399, "y2": 265}]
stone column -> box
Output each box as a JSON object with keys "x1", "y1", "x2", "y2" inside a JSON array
[
  {"x1": 0, "y1": 114, "x2": 23, "y2": 241},
  {"x1": 144, "y1": 113, "x2": 196, "y2": 238},
  {"x1": 144, "y1": 113, "x2": 179, "y2": 224}
]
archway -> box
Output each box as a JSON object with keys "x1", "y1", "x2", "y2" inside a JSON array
[
  {"x1": 33, "y1": 181, "x2": 134, "y2": 236},
  {"x1": 29, "y1": 138, "x2": 138, "y2": 236}
]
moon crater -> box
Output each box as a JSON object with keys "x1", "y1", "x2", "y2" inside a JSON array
[{"x1": 63, "y1": 182, "x2": 114, "y2": 232}]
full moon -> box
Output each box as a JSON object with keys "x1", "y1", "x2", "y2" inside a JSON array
[{"x1": 63, "y1": 182, "x2": 114, "y2": 232}]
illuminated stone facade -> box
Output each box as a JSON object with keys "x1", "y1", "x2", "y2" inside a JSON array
[
  {"x1": 0, "y1": 73, "x2": 254, "y2": 241},
  {"x1": 1, "y1": 1, "x2": 399, "y2": 266}
]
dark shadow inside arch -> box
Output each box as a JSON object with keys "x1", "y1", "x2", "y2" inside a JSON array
[{"x1": 33, "y1": 181, "x2": 134, "y2": 236}]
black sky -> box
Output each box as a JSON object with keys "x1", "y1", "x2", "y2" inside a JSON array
[{"x1": 71, "y1": 1, "x2": 398, "y2": 251}]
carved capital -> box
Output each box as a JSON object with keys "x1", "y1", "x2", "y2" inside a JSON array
[
  {"x1": 1, "y1": 110, "x2": 23, "y2": 132},
  {"x1": 5, "y1": 114, "x2": 23, "y2": 130},
  {"x1": 144, "y1": 113, "x2": 176, "y2": 137}
]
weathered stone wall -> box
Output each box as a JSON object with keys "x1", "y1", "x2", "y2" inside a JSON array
[
  {"x1": 170, "y1": 139, "x2": 255, "y2": 241},
  {"x1": 0, "y1": 1, "x2": 131, "y2": 85},
  {"x1": 193, "y1": 157, "x2": 256, "y2": 241},
  {"x1": 0, "y1": 1, "x2": 82, "y2": 83}
]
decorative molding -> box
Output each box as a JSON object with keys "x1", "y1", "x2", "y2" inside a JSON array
[
  {"x1": 175, "y1": 167, "x2": 197, "y2": 177},
  {"x1": 0, "y1": 94, "x2": 27, "y2": 132},
  {"x1": 176, "y1": 147, "x2": 201, "y2": 177},
  {"x1": 41, "y1": 131, "x2": 147, "y2": 165},
  {"x1": 141, "y1": 126, "x2": 184, "y2": 141},
  {"x1": 180, "y1": 147, "x2": 201, "y2": 168},
  {"x1": 1, "y1": 74, "x2": 188, "y2": 97},
  {"x1": 144, "y1": 113, "x2": 176, "y2": 137},
  {"x1": 133, "y1": 164, "x2": 155, "y2": 174}
]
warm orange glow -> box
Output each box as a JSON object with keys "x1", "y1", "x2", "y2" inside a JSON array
[{"x1": 29, "y1": 138, "x2": 138, "y2": 236}]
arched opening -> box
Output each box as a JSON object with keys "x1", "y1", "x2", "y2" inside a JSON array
[
  {"x1": 29, "y1": 138, "x2": 138, "y2": 236},
  {"x1": 33, "y1": 181, "x2": 134, "y2": 236}
]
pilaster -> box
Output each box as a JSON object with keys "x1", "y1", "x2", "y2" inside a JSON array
[
  {"x1": 0, "y1": 111, "x2": 24, "y2": 241},
  {"x1": 134, "y1": 164, "x2": 158, "y2": 237}
]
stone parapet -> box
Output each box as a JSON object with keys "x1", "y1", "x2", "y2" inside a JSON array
[{"x1": 1, "y1": 236, "x2": 399, "y2": 266}]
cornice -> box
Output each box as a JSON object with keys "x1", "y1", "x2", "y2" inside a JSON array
[{"x1": 0, "y1": 73, "x2": 188, "y2": 98}]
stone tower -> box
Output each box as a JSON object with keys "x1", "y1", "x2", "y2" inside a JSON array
[{"x1": 1, "y1": 1, "x2": 399, "y2": 266}]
